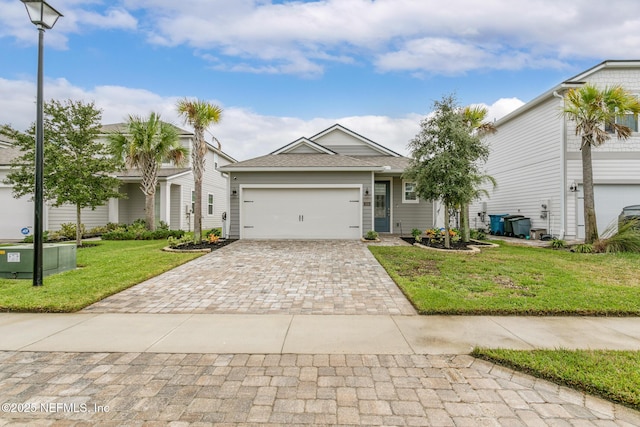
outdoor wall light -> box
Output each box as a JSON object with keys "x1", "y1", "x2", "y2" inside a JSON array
[
  {"x1": 569, "y1": 181, "x2": 578, "y2": 192},
  {"x1": 21, "y1": 0, "x2": 63, "y2": 286},
  {"x1": 364, "y1": 187, "x2": 369, "y2": 196}
]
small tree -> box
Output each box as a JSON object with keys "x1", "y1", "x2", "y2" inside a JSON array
[
  {"x1": 2, "y1": 99, "x2": 122, "y2": 246},
  {"x1": 404, "y1": 94, "x2": 489, "y2": 248},
  {"x1": 562, "y1": 84, "x2": 640, "y2": 243},
  {"x1": 109, "y1": 112, "x2": 188, "y2": 231}
]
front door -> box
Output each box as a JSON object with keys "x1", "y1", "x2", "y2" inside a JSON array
[{"x1": 374, "y1": 181, "x2": 390, "y2": 232}]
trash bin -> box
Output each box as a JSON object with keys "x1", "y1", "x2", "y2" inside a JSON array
[
  {"x1": 530, "y1": 228, "x2": 547, "y2": 240},
  {"x1": 511, "y1": 217, "x2": 532, "y2": 238},
  {"x1": 618, "y1": 205, "x2": 640, "y2": 229},
  {"x1": 488, "y1": 214, "x2": 509, "y2": 235},
  {"x1": 503, "y1": 215, "x2": 524, "y2": 237}
]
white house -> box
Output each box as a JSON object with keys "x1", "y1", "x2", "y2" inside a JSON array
[
  {"x1": 470, "y1": 60, "x2": 640, "y2": 240},
  {"x1": 0, "y1": 123, "x2": 236, "y2": 240}
]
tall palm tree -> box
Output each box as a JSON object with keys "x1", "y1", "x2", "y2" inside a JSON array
[
  {"x1": 460, "y1": 105, "x2": 497, "y2": 242},
  {"x1": 109, "y1": 112, "x2": 188, "y2": 231},
  {"x1": 176, "y1": 99, "x2": 223, "y2": 242},
  {"x1": 562, "y1": 84, "x2": 640, "y2": 243}
]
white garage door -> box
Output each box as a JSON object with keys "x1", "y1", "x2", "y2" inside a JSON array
[
  {"x1": 578, "y1": 184, "x2": 640, "y2": 238},
  {"x1": 0, "y1": 188, "x2": 33, "y2": 240},
  {"x1": 241, "y1": 187, "x2": 361, "y2": 239}
]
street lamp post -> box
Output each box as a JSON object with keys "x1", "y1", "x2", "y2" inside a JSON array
[{"x1": 21, "y1": 0, "x2": 62, "y2": 286}]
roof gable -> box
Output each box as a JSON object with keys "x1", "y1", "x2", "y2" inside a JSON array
[
  {"x1": 495, "y1": 60, "x2": 640, "y2": 127},
  {"x1": 271, "y1": 138, "x2": 336, "y2": 155},
  {"x1": 310, "y1": 124, "x2": 400, "y2": 157}
]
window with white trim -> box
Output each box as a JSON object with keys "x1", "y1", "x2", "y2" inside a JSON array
[
  {"x1": 606, "y1": 95, "x2": 639, "y2": 133},
  {"x1": 402, "y1": 180, "x2": 418, "y2": 203},
  {"x1": 207, "y1": 194, "x2": 214, "y2": 215}
]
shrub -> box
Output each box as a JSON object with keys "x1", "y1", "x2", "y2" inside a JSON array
[
  {"x1": 100, "y1": 221, "x2": 184, "y2": 241},
  {"x1": 59, "y1": 222, "x2": 86, "y2": 240},
  {"x1": 365, "y1": 230, "x2": 379, "y2": 240},
  {"x1": 551, "y1": 238, "x2": 566, "y2": 249},
  {"x1": 88, "y1": 225, "x2": 109, "y2": 235},
  {"x1": 572, "y1": 243, "x2": 594, "y2": 253},
  {"x1": 23, "y1": 231, "x2": 49, "y2": 243},
  {"x1": 470, "y1": 229, "x2": 486, "y2": 240},
  {"x1": 101, "y1": 230, "x2": 136, "y2": 240},
  {"x1": 205, "y1": 228, "x2": 222, "y2": 238},
  {"x1": 168, "y1": 232, "x2": 194, "y2": 248}
]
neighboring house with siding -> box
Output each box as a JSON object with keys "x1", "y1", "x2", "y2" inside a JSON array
[
  {"x1": 0, "y1": 123, "x2": 236, "y2": 240},
  {"x1": 219, "y1": 124, "x2": 433, "y2": 239},
  {"x1": 469, "y1": 60, "x2": 640, "y2": 240},
  {"x1": 1, "y1": 135, "x2": 34, "y2": 240}
]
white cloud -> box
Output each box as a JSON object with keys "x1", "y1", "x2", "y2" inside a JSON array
[
  {"x1": 5, "y1": 0, "x2": 639, "y2": 76},
  {"x1": 0, "y1": 78, "x2": 522, "y2": 160},
  {"x1": 0, "y1": 1, "x2": 136, "y2": 49},
  {"x1": 112, "y1": 0, "x2": 640, "y2": 76}
]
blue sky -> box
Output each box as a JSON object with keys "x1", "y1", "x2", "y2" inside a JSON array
[{"x1": 1, "y1": 0, "x2": 639, "y2": 160}]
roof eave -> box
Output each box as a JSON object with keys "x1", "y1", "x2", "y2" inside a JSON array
[
  {"x1": 220, "y1": 166, "x2": 386, "y2": 172},
  {"x1": 493, "y1": 82, "x2": 583, "y2": 127}
]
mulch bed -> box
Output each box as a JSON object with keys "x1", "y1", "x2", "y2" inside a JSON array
[
  {"x1": 401, "y1": 237, "x2": 493, "y2": 251},
  {"x1": 169, "y1": 239, "x2": 237, "y2": 252}
]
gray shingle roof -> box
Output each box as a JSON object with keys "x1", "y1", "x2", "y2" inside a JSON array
[
  {"x1": 220, "y1": 154, "x2": 381, "y2": 169},
  {"x1": 219, "y1": 154, "x2": 411, "y2": 172},
  {"x1": 0, "y1": 146, "x2": 22, "y2": 165},
  {"x1": 117, "y1": 168, "x2": 191, "y2": 179},
  {"x1": 101, "y1": 123, "x2": 193, "y2": 136}
]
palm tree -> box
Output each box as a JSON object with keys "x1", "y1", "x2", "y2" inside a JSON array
[
  {"x1": 562, "y1": 84, "x2": 640, "y2": 243},
  {"x1": 176, "y1": 99, "x2": 223, "y2": 242},
  {"x1": 109, "y1": 112, "x2": 188, "y2": 231},
  {"x1": 460, "y1": 105, "x2": 497, "y2": 242}
]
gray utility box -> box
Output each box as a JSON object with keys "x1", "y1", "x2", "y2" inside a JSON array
[
  {"x1": 530, "y1": 228, "x2": 547, "y2": 240},
  {"x1": 0, "y1": 244, "x2": 77, "y2": 279}
]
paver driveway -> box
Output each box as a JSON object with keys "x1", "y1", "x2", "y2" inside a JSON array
[{"x1": 83, "y1": 240, "x2": 416, "y2": 315}]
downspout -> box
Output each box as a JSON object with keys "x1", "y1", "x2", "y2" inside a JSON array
[{"x1": 553, "y1": 90, "x2": 567, "y2": 239}]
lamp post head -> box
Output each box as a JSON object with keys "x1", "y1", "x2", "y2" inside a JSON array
[{"x1": 21, "y1": 0, "x2": 63, "y2": 30}]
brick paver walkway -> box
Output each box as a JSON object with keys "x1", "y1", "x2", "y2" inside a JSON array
[
  {"x1": 1, "y1": 351, "x2": 638, "y2": 426},
  {"x1": 82, "y1": 240, "x2": 415, "y2": 315}
]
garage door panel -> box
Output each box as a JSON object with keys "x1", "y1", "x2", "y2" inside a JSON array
[
  {"x1": 0, "y1": 188, "x2": 33, "y2": 240},
  {"x1": 241, "y1": 188, "x2": 361, "y2": 239},
  {"x1": 578, "y1": 184, "x2": 640, "y2": 238}
]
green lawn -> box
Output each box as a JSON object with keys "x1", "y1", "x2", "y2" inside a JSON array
[
  {"x1": 369, "y1": 241, "x2": 640, "y2": 315},
  {"x1": 473, "y1": 348, "x2": 640, "y2": 411},
  {"x1": 0, "y1": 240, "x2": 204, "y2": 312}
]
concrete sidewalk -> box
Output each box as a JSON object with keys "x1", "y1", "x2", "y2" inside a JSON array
[{"x1": 2, "y1": 313, "x2": 640, "y2": 354}]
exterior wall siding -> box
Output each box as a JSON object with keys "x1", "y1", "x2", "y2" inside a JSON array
[
  {"x1": 388, "y1": 176, "x2": 433, "y2": 233},
  {"x1": 469, "y1": 96, "x2": 564, "y2": 237},
  {"x1": 48, "y1": 204, "x2": 109, "y2": 231},
  {"x1": 228, "y1": 171, "x2": 372, "y2": 238}
]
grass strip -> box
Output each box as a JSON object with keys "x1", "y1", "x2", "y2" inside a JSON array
[
  {"x1": 0, "y1": 240, "x2": 204, "y2": 312},
  {"x1": 473, "y1": 348, "x2": 640, "y2": 411}
]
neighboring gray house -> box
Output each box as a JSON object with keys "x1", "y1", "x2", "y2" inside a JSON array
[
  {"x1": 219, "y1": 124, "x2": 433, "y2": 239},
  {"x1": 0, "y1": 123, "x2": 236, "y2": 240},
  {"x1": 469, "y1": 60, "x2": 640, "y2": 240}
]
